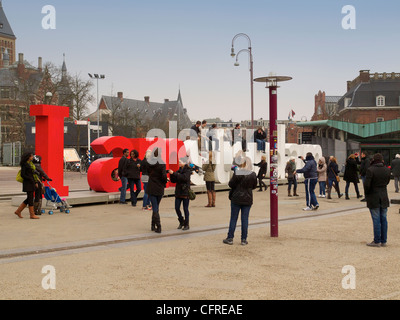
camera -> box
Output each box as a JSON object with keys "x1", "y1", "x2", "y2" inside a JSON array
[{"x1": 298, "y1": 156, "x2": 302, "y2": 159}]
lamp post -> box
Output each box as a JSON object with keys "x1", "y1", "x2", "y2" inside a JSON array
[
  {"x1": 88, "y1": 73, "x2": 106, "y2": 139},
  {"x1": 231, "y1": 33, "x2": 254, "y2": 130},
  {"x1": 254, "y1": 75, "x2": 292, "y2": 237}
]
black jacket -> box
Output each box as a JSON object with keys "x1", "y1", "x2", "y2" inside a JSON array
[
  {"x1": 364, "y1": 162, "x2": 391, "y2": 209},
  {"x1": 35, "y1": 163, "x2": 51, "y2": 181},
  {"x1": 359, "y1": 156, "x2": 371, "y2": 177},
  {"x1": 391, "y1": 158, "x2": 400, "y2": 177},
  {"x1": 228, "y1": 169, "x2": 257, "y2": 206},
  {"x1": 327, "y1": 162, "x2": 340, "y2": 180},
  {"x1": 254, "y1": 130, "x2": 266, "y2": 142},
  {"x1": 118, "y1": 156, "x2": 129, "y2": 178},
  {"x1": 126, "y1": 158, "x2": 141, "y2": 179},
  {"x1": 146, "y1": 159, "x2": 168, "y2": 197},
  {"x1": 170, "y1": 165, "x2": 192, "y2": 198},
  {"x1": 254, "y1": 160, "x2": 267, "y2": 178},
  {"x1": 344, "y1": 157, "x2": 360, "y2": 183},
  {"x1": 21, "y1": 162, "x2": 36, "y2": 192}
]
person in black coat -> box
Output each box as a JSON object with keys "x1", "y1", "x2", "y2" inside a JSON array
[
  {"x1": 254, "y1": 127, "x2": 267, "y2": 152},
  {"x1": 14, "y1": 152, "x2": 40, "y2": 219},
  {"x1": 127, "y1": 149, "x2": 142, "y2": 207},
  {"x1": 364, "y1": 153, "x2": 391, "y2": 247},
  {"x1": 391, "y1": 154, "x2": 400, "y2": 193},
  {"x1": 32, "y1": 155, "x2": 52, "y2": 215},
  {"x1": 254, "y1": 155, "x2": 268, "y2": 191},
  {"x1": 223, "y1": 156, "x2": 257, "y2": 246},
  {"x1": 343, "y1": 153, "x2": 361, "y2": 199},
  {"x1": 327, "y1": 156, "x2": 343, "y2": 199},
  {"x1": 146, "y1": 148, "x2": 168, "y2": 233},
  {"x1": 118, "y1": 149, "x2": 130, "y2": 204},
  {"x1": 169, "y1": 160, "x2": 192, "y2": 230}
]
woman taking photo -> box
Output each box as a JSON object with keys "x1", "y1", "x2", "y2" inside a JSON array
[
  {"x1": 14, "y1": 152, "x2": 40, "y2": 219},
  {"x1": 223, "y1": 156, "x2": 257, "y2": 246},
  {"x1": 169, "y1": 159, "x2": 192, "y2": 230}
]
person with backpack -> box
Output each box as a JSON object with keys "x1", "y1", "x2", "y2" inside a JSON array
[{"x1": 14, "y1": 152, "x2": 40, "y2": 219}]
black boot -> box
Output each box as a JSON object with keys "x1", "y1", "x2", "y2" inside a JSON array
[
  {"x1": 154, "y1": 212, "x2": 162, "y2": 233},
  {"x1": 177, "y1": 217, "x2": 185, "y2": 229},
  {"x1": 151, "y1": 212, "x2": 156, "y2": 231},
  {"x1": 345, "y1": 193, "x2": 350, "y2": 200},
  {"x1": 327, "y1": 187, "x2": 332, "y2": 199}
]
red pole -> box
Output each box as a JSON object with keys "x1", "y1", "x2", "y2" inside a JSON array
[{"x1": 269, "y1": 85, "x2": 278, "y2": 237}]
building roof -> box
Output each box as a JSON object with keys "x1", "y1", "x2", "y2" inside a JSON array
[
  {"x1": 325, "y1": 96, "x2": 342, "y2": 103},
  {"x1": 0, "y1": 2, "x2": 16, "y2": 39},
  {"x1": 296, "y1": 119, "x2": 400, "y2": 138}
]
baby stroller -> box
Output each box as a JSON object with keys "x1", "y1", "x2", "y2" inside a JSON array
[{"x1": 43, "y1": 181, "x2": 71, "y2": 215}]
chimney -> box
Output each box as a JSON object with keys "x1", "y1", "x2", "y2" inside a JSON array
[
  {"x1": 18, "y1": 53, "x2": 24, "y2": 64},
  {"x1": 144, "y1": 96, "x2": 150, "y2": 103},
  {"x1": 359, "y1": 70, "x2": 370, "y2": 83},
  {"x1": 117, "y1": 92, "x2": 123, "y2": 101},
  {"x1": 164, "y1": 99, "x2": 169, "y2": 102},
  {"x1": 38, "y1": 57, "x2": 42, "y2": 72}
]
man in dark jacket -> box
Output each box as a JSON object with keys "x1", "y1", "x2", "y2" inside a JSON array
[
  {"x1": 391, "y1": 154, "x2": 400, "y2": 193},
  {"x1": 127, "y1": 149, "x2": 142, "y2": 207},
  {"x1": 254, "y1": 127, "x2": 267, "y2": 152},
  {"x1": 118, "y1": 149, "x2": 130, "y2": 204},
  {"x1": 296, "y1": 152, "x2": 319, "y2": 211},
  {"x1": 223, "y1": 156, "x2": 257, "y2": 246},
  {"x1": 359, "y1": 152, "x2": 371, "y2": 202},
  {"x1": 344, "y1": 153, "x2": 361, "y2": 200},
  {"x1": 364, "y1": 153, "x2": 391, "y2": 247}
]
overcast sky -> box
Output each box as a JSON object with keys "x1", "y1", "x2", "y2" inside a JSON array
[{"x1": 5, "y1": 0, "x2": 400, "y2": 122}]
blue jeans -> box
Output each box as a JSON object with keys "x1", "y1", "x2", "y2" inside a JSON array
[
  {"x1": 288, "y1": 178, "x2": 297, "y2": 192},
  {"x1": 142, "y1": 182, "x2": 150, "y2": 208},
  {"x1": 319, "y1": 181, "x2": 326, "y2": 196},
  {"x1": 345, "y1": 181, "x2": 360, "y2": 196},
  {"x1": 175, "y1": 197, "x2": 190, "y2": 224},
  {"x1": 256, "y1": 139, "x2": 265, "y2": 151},
  {"x1": 227, "y1": 202, "x2": 251, "y2": 240},
  {"x1": 304, "y1": 178, "x2": 318, "y2": 208},
  {"x1": 128, "y1": 178, "x2": 141, "y2": 205},
  {"x1": 119, "y1": 177, "x2": 128, "y2": 203},
  {"x1": 149, "y1": 195, "x2": 162, "y2": 213},
  {"x1": 369, "y1": 207, "x2": 388, "y2": 244}
]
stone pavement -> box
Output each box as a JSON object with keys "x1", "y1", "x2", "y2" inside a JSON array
[{"x1": 0, "y1": 165, "x2": 400, "y2": 300}]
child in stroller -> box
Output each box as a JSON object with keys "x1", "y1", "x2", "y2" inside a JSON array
[{"x1": 43, "y1": 181, "x2": 71, "y2": 214}]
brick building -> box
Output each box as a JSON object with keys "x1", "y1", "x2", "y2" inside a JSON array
[{"x1": 298, "y1": 70, "x2": 400, "y2": 165}]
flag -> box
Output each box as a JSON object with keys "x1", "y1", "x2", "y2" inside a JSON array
[{"x1": 288, "y1": 109, "x2": 295, "y2": 120}]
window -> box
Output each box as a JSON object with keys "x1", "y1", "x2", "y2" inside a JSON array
[
  {"x1": 376, "y1": 117, "x2": 384, "y2": 122},
  {"x1": 344, "y1": 98, "x2": 351, "y2": 108},
  {"x1": 376, "y1": 95, "x2": 385, "y2": 107}
]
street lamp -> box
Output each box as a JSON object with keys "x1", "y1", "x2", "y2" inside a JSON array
[
  {"x1": 231, "y1": 33, "x2": 254, "y2": 130},
  {"x1": 88, "y1": 73, "x2": 106, "y2": 138},
  {"x1": 254, "y1": 75, "x2": 292, "y2": 238}
]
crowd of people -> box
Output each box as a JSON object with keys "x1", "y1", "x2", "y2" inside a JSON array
[{"x1": 15, "y1": 139, "x2": 399, "y2": 248}]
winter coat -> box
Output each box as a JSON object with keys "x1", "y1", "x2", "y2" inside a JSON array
[
  {"x1": 359, "y1": 156, "x2": 371, "y2": 177},
  {"x1": 118, "y1": 156, "x2": 129, "y2": 178},
  {"x1": 253, "y1": 130, "x2": 266, "y2": 142},
  {"x1": 202, "y1": 163, "x2": 216, "y2": 182},
  {"x1": 391, "y1": 158, "x2": 400, "y2": 177},
  {"x1": 296, "y1": 155, "x2": 318, "y2": 179},
  {"x1": 126, "y1": 158, "x2": 141, "y2": 179},
  {"x1": 228, "y1": 169, "x2": 258, "y2": 206},
  {"x1": 344, "y1": 157, "x2": 360, "y2": 183},
  {"x1": 285, "y1": 161, "x2": 296, "y2": 180},
  {"x1": 170, "y1": 165, "x2": 192, "y2": 198},
  {"x1": 21, "y1": 161, "x2": 36, "y2": 192},
  {"x1": 327, "y1": 161, "x2": 340, "y2": 180},
  {"x1": 364, "y1": 162, "x2": 391, "y2": 209},
  {"x1": 140, "y1": 158, "x2": 150, "y2": 183},
  {"x1": 317, "y1": 158, "x2": 327, "y2": 182},
  {"x1": 254, "y1": 160, "x2": 267, "y2": 179},
  {"x1": 34, "y1": 163, "x2": 51, "y2": 181},
  {"x1": 146, "y1": 159, "x2": 168, "y2": 197}
]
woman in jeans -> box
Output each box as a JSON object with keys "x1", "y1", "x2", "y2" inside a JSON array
[
  {"x1": 169, "y1": 160, "x2": 192, "y2": 230},
  {"x1": 223, "y1": 156, "x2": 257, "y2": 246},
  {"x1": 146, "y1": 148, "x2": 168, "y2": 233},
  {"x1": 202, "y1": 151, "x2": 216, "y2": 207},
  {"x1": 317, "y1": 157, "x2": 327, "y2": 198}
]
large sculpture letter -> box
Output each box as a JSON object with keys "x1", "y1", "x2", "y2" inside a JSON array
[{"x1": 30, "y1": 104, "x2": 70, "y2": 196}]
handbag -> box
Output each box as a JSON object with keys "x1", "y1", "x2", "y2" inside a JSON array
[
  {"x1": 188, "y1": 188, "x2": 196, "y2": 201},
  {"x1": 331, "y1": 168, "x2": 340, "y2": 182},
  {"x1": 16, "y1": 170, "x2": 23, "y2": 183}
]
